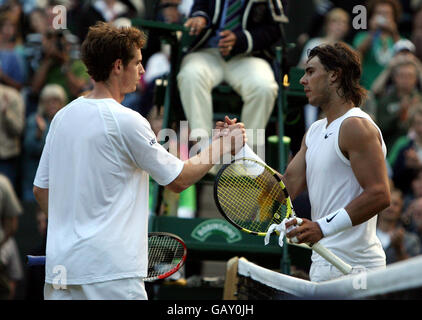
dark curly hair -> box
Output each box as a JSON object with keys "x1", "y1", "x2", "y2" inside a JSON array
[
  {"x1": 307, "y1": 42, "x2": 367, "y2": 107},
  {"x1": 81, "y1": 21, "x2": 146, "y2": 82}
]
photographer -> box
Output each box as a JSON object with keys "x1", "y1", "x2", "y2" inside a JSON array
[
  {"x1": 352, "y1": 0, "x2": 403, "y2": 90},
  {"x1": 28, "y1": 28, "x2": 90, "y2": 102}
]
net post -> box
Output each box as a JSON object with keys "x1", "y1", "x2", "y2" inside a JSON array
[{"x1": 223, "y1": 256, "x2": 241, "y2": 300}]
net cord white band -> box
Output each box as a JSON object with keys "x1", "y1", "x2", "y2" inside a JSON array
[{"x1": 237, "y1": 255, "x2": 422, "y2": 299}]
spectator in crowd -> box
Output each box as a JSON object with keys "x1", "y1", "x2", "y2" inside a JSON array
[
  {"x1": 25, "y1": 7, "x2": 48, "y2": 36},
  {"x1": 296, "y1": 0, "x2": 362, "y2": 46},
  {"x1": 0, "y1": 83, "x2": 25, "y2": 190},
  {"x1": 404, "y1": 197, "x2": 422, "y2": 249},
  {"x1": 28, "y1": 27, "x2": 90, "y2": 103},
  {"x1": 371, "y1": 39, "x2": 422, "y2": 98},
  {"x1": 375, "y1": 60, "x2": 422, "y2": 150},
  {"x1": 353, "y1": 0, "x2": 403, "y2": 90},
  {"x1": 376, "y1": 188, "x2": 421, "y2": 264},
  {"x1": 66, "y1": 0, "x2": 142, "y2": 42},
  {"x1": 411, "y1": 5, "x2": 422, "y2": 62},
  {"x1": 0, "y1": 9, "x2": 26, "y2": 90},
  {"x1": 297, "y1": 7, "x2": 350, "y2": 129},
  {"x1": 0, "y1": 174, "x2": 23, "y2": 300},
  {"x1": 388, "y1": 105, "x2": 422, "y2": 195},
  {"x1": 298, "y1": 8, "x2": 350, "y2": 68},
  {"x1": 399, "y1": 169, "x2": 422, "y2": 229},
  {"x1": 22, "y1": 84, "x2": 67, "y2": 202},
  {"x1": 177, "y1": 0, "x2": 283, "y2": 156},
  {"x1": 364, "y1": 40, "x2": 422, "y2": 119}
]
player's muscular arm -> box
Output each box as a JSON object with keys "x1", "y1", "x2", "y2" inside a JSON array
[
  {"x1": 339, "y1": 117, "x2": 391, "y2": 226},
  {"x1": 281, "y1": 134, "x2": 308, "y2": 200}
]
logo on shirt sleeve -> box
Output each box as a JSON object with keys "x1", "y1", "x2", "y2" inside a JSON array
[{"x1": 149, "y1": 138, "x2": 156, "y2": 146}]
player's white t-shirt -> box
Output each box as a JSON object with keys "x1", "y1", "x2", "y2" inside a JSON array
[
  {"x1": 34, "y1": 97, "x2": 184, "y2": 285},
  {"x1": 305, "y1": 107, "x2": 386, "y2": 269}
]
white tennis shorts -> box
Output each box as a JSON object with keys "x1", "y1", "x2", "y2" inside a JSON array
[
  {"x1": 310, "y1": 263, "x2": 386, "y2": 282},
  {"x1": 44, "y1": 277, "x2": 148, "y2": 300}
]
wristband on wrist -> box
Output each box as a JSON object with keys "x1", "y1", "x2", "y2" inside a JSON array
[{"x1": 316, "y1": 208, "x2": 352, "y2": 237}]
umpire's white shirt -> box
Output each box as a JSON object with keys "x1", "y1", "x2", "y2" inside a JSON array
[
  {"x1": 34, "y1": 97, "x2": 184, "y2": 285},
  {"x1": 305, "y1": 108, "x2": 386, "y2": 272}
]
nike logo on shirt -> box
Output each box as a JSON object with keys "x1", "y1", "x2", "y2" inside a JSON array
[
  {"x1": 326, "y1": 213, "x2": 338, "y2": 223},
  {"x1": 324, "y1": 132, "x2": 333, "y2": 139}
]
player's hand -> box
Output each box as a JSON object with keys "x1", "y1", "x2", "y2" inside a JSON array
[
  {"x1": 213, "y1": 116, "x2": 238, "y2": 140},
  {"x1": 218, "y1": 30, "x2": 237, "y2": 56},
  {"x1": 224, "y1": 122, "x2": 246, "y2": 155},
  {"x1": 285, "y1": 218, "x2": 324, "y2": 244},
  {"x1": 184, "y1": 16, "x2": 207, "y2": 36}
]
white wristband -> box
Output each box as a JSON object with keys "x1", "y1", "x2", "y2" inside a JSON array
[{"x1": 316, "y1": 208, "x2": 352, "y2": 237}]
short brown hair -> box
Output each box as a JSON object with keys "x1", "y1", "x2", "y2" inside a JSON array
[
  {"x1": 81, "y1": 21, "x2": 146, "y2": 82},
  {"x1": 308, "y1": 42, "x2": 367, "y2": 107}
]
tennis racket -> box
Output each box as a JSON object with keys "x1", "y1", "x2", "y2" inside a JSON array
[
  {"x1": 26, "y1": 232, "x2": 187, "y2": 282},
  {"x1": 214, "y1": 158, "x2": 352, "y2": 275}
]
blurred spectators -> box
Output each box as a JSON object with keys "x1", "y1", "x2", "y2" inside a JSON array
[
  {"x1": 375, "y1": 60, "x2": 422, "y2": 150},
  {"x1": 67, "y1": 0, "x2": 143, "y2": 41},
  {"x1": 297, "y1": 7, "x2": 350, "y2": 129},
  {"x1": 405, "y1": 197, "x2": 422, "y2": 250},
  {"x1": 27, "y1": 27, "x2": 90, "y2": 100},
  {"x1": 0, "y1": 174, "x2": 23, "y2": 300},
  {"x1": 0, "y1": 8, "x2": 26, "y2": 90},
  {"x1": 0, "y1": 83, "x2": 25, "y2": 191},
  {"x1": 22, "y1": 84, "x2": 67, "y2": 202},
  {"x1": 296, "y1": 0, "x2": 361, "y2": 46},
  {"x1": 411, "y1": 5, "x2": 422, "y2": 62},
  {"x1": 388, "y1": 105, "x2": 422, "y2": 195},
  {"x1": 298, "y1": 8, "x2": 350, "y2": 68},
  {"x1": 376, "y1": 188, "x2": 422, "y2": 264},
  {"x1": 353, "y1": 0, "x2": 403, "y2": 90},
  {"x1": 371, "y1": 39, "x2": 422, "y2": 97}
]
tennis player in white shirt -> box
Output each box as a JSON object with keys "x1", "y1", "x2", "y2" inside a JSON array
[
  {"x1": 32, "y1": 21, "x2": 246, "y2": 300},
  {"x1": 282, "y1": 43, "x2": 391, "y2": 282}
]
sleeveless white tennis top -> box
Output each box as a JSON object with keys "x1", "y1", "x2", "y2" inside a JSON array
[{"x1": 305, "y1": 108, "x2": 386, "y2": 268}]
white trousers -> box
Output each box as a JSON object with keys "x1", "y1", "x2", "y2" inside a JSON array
[
  {"x1": 177, "y1": 48, "x2": 278, "y2": 147},
  {"x1": 44, "y1": 277, "x2": 148, "y2": 300}
]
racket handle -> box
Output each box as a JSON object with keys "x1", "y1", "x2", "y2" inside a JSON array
[
  {"x1": 26, "y1": 255, "x2": 46, "y2": 266},
  {"x1": 294, "y1": 217, "x2": 353, "y2": 274},
  {"x1": 311, "y1": 243, "x2": 353, "y2": 275}
]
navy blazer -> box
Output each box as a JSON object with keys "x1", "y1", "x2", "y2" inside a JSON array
[{"x1": 188, "y1": 0, "x2": 287, "y2": 62}]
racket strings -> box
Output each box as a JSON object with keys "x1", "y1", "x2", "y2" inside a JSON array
[
  {"x1": 217, "y1": 160, "x2": 288, "y2": 233},
  {"x1": 147, "y1": 235, "x2": 184, "y2": 279}
]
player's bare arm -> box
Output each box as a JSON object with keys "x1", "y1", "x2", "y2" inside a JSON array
[
  {"x1": 167, "y1": 122, "x2": 246, "y2": 193},
  {"x1": 33, "y1": 186, "x2": 49, "y2": 215},
  {"x1": 281, "y1": 133, "x2": 308, "y2": 200},
  {"x1": 340, "y1": 117, "x2": 391, "y2": 225}
]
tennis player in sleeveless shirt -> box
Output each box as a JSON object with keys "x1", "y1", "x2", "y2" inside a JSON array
[{"x1": 283, "y1": 43, "x2": 390, "y2": 282}]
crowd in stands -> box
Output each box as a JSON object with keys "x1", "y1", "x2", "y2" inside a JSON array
[{"x1": 0, "y1": 0, "x2": 422, "y2": 299}]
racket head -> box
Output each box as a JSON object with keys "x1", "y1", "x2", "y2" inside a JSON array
[
  {"x1": 145, "y1": 232, "x2": 187, "y2": 282},
  {"x1": 214, "y1": 158, "x2": 293, "y2": 236}
]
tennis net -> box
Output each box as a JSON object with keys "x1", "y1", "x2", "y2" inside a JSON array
[{"x1": 223, "y1": 256, "x2": 422, "y2": 299}]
